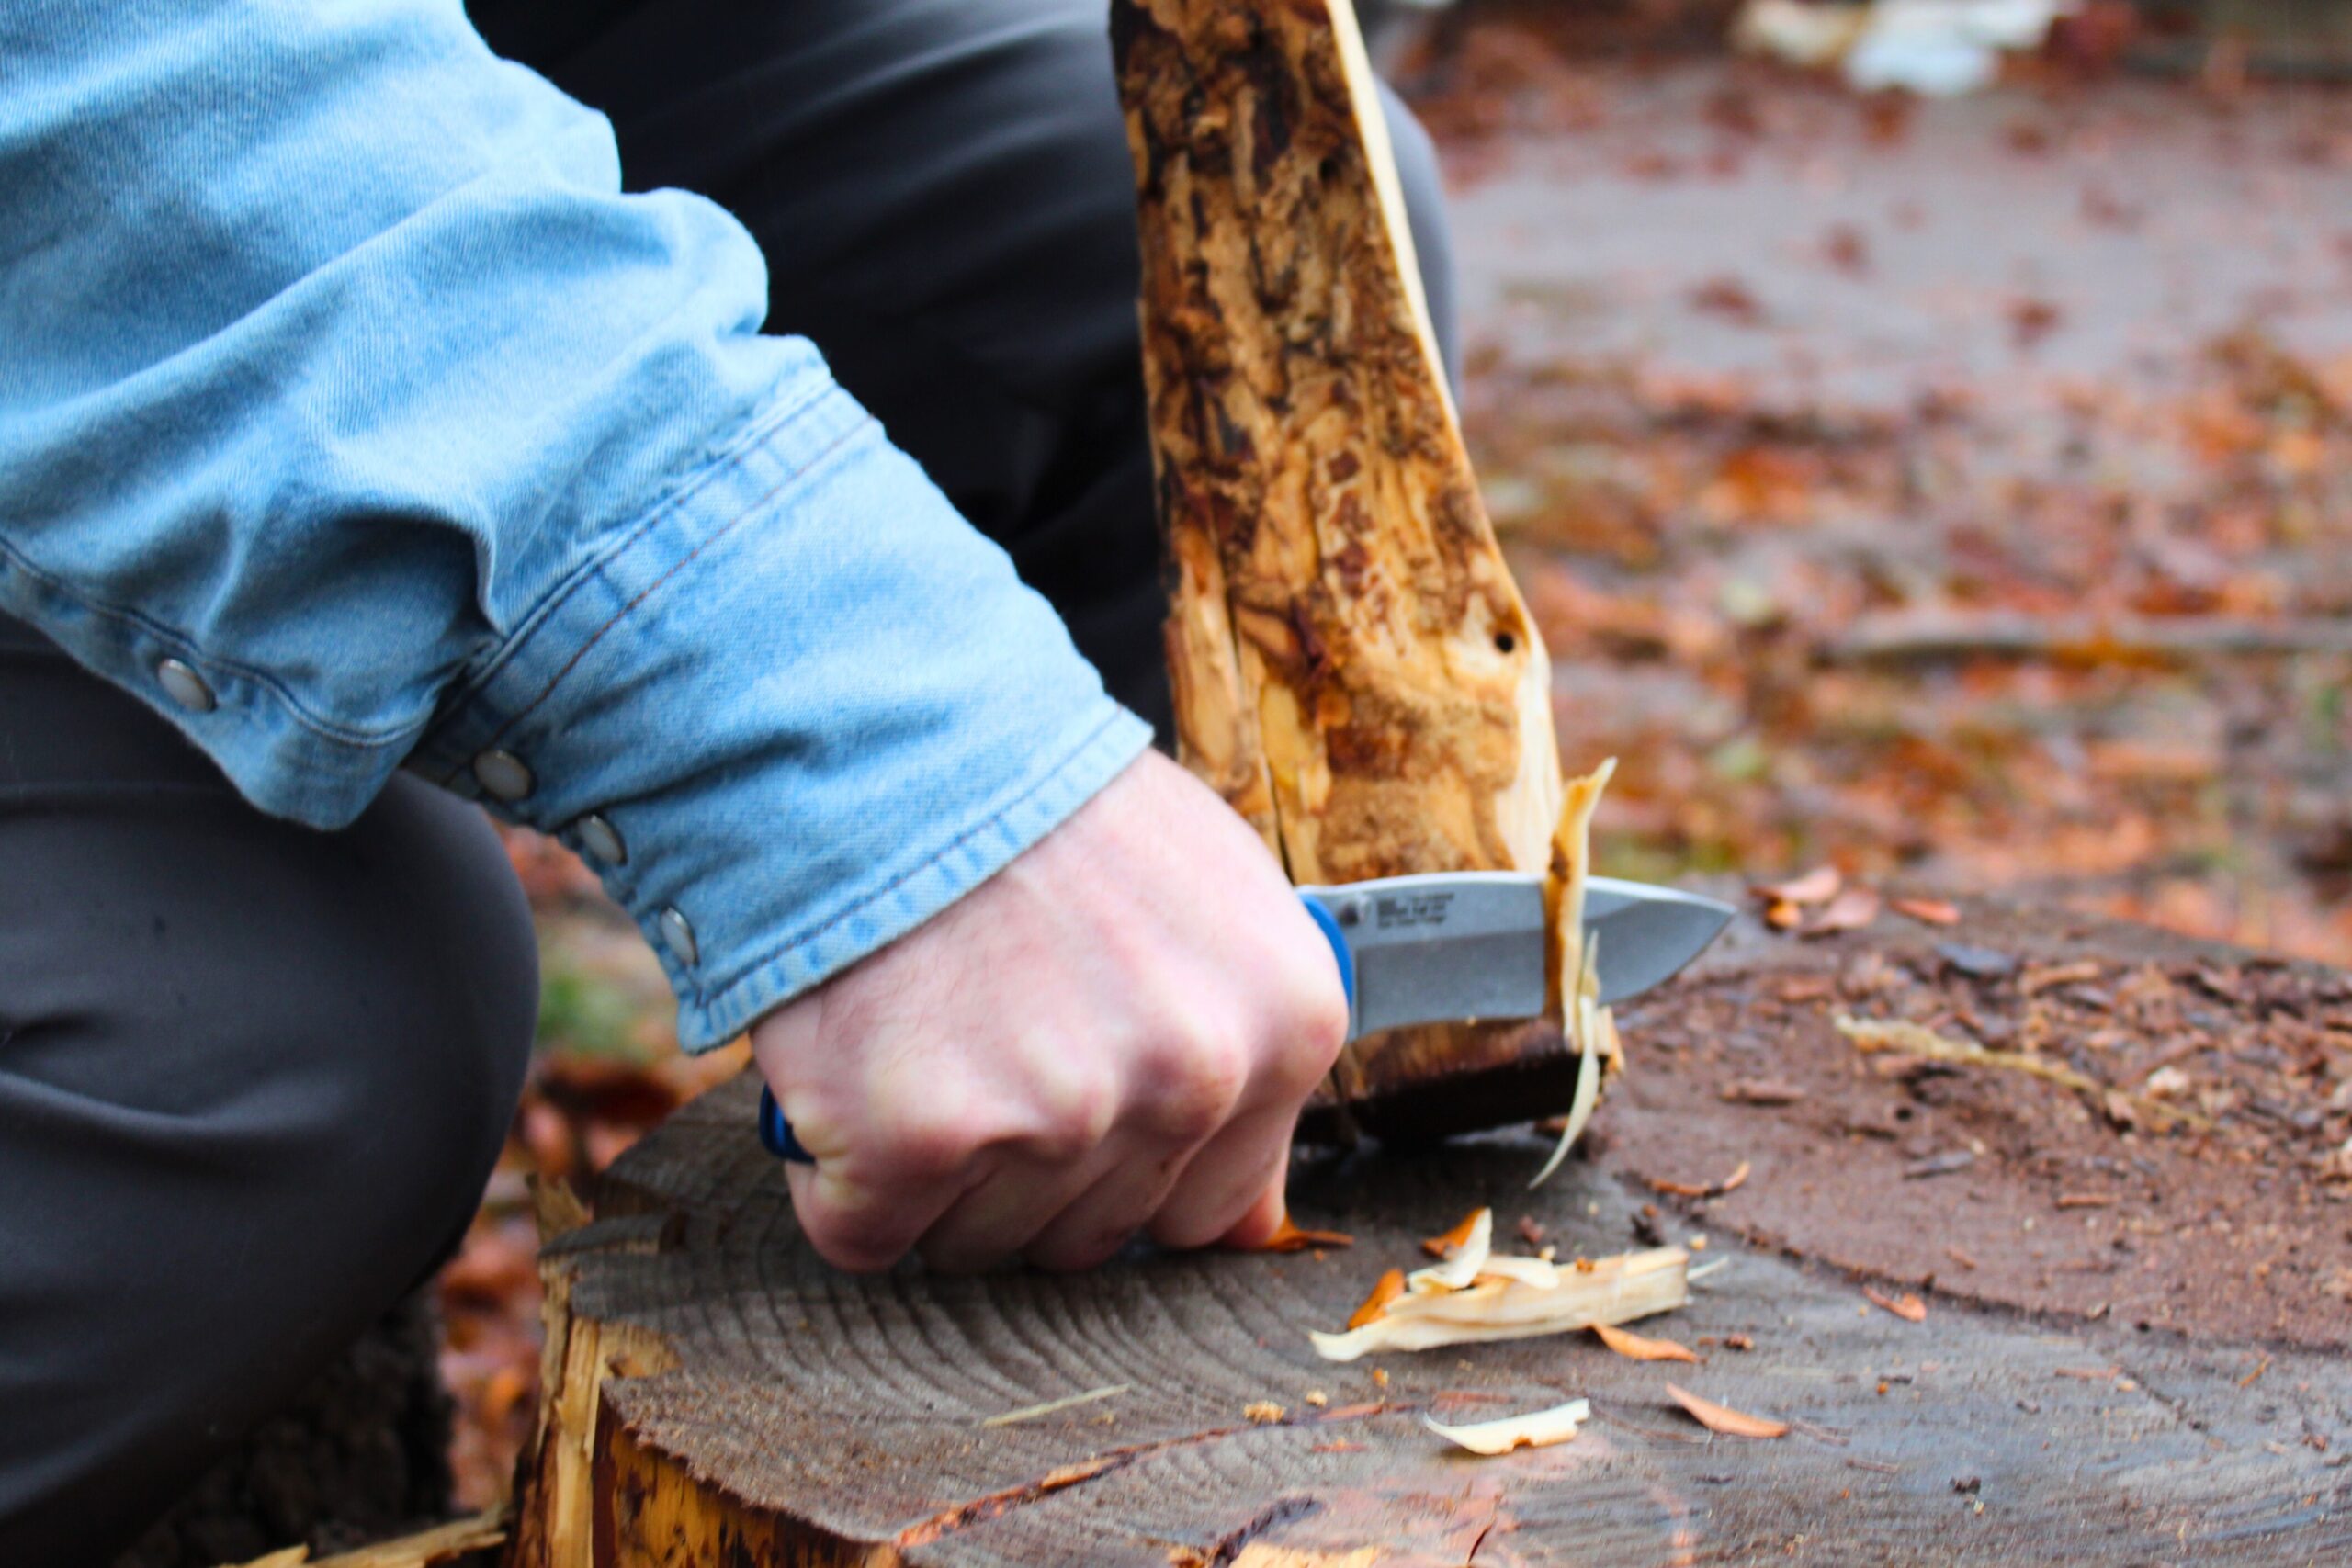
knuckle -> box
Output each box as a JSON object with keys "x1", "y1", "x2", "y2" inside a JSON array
[
  {"x1": 1023, "y1": 1072, "x2": 1116, "y2": 1164},
  {"x1": 1147, "y1": 1032, "x2": 1248, "y2": 1142}
]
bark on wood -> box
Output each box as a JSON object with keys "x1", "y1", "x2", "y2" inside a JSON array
[
  {"x1": 1114, "y1": 0, "x2": 1582, "y2": 1136},
  {"x1": 502, "y1": 903, "x2": 2352, "y2": 1563}
]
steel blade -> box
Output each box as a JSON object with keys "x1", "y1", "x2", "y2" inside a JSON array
[
  {"x1": 1300, "y1": 873, "x2": 1736, "y2": 1040},
  {"x1": 1582, "y1": 875, "x2": 1736, "y2": 1005},
  {"x1": 1299, "y1": 873, "x2": 1548, "y2": 1040}
]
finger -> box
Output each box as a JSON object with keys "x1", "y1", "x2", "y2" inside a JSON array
[
  {"x1": 1145, "y1": 1103, "x2": 1295, "y2": 1251},
  {"x1": 1020, "y1": 1138, "x2": 1196, "y2": 1272},
  {"x1": 1212, "y1": 1171, "x2": 1289, "y2": 1252},
  {"x1": 914, "y1": 1149, "x2": 1117, "y2": 1273},
  {"x1": 786, "y1": 1157, "x2": 973, "y2": 1274}
]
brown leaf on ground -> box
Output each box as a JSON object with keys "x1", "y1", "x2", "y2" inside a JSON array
[
  {"x1": 1593, "y1": 1321, "x2": 1700, "y2": 1362},
  {"x1": 1862, "y1": 1284, "x2": 1928, "y2": 1322},
  {"x1": 1650, "y1": 1158, "x2": 1751, "y2": 1199},
  {"x1": 1802, "y1": 888, "x2": 1883, "y2": 938},
  {"x1": 1754, "y1": 866, "x2": 1842, "y2": 906},
  {"x1": 1720, "y1": 1079, "x2": 1806, "y2": 1106},
  {"x1": 1666, "y1": 1382, "x2": 1789, "y2": 1438},
  {"x1": 1890, "y1": 897, "x2": 1961, "y2": 927}
]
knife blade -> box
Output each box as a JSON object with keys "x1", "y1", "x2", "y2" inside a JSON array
[
  {"x1": 1295, "y1": 872, "x2": 1734, "y2": 1042},
  {"x1": 759, "y1": 871, "x2": 1734, "y2": 1162}
]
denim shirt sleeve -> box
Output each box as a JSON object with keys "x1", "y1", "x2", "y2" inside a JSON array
[{"x1": 0, "y1": 0, "x2": 1151, "y2": 1049}]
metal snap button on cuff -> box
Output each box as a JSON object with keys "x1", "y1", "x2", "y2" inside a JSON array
[
  {"x1": 157, "y1": 659, "x2": 216, "y2": 714},
  {"x1": 658, "y1": 907, "x2": 698, "y2": 968},
  {"x1": 472, "y1": 749, "x2": 536, "y2": 802},
  {"x1": 577, "y1": 814, "x2": 628, "y2": 866}
]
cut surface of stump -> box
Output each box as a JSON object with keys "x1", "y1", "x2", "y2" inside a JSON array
[
  {"x1": 1116, "y1": 0, "x2": 1583, "y2": 1140},
  {"x1": 508, "y1": 905, "x2": 2352, "y2": 1564}
]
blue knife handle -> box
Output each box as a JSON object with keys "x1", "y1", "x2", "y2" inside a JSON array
[{"x1": 756, "y1": 890, "x2": 1358, "y2": 1162}]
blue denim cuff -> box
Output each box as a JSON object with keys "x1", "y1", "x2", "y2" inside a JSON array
[{"x1": 408, "y1": 381, "x2": 1153, "y2": 1051}]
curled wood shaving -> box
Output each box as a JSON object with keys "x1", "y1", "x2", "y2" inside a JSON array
[
  {"x1": 1421, "y1": 1208, "x2": 1486, "y2": 1259},
  {"x1": 1254, "y1": 1217, "x2": 1355, "y2": 1252},
  {"x1": 1532, "y1": 760, "x2": 1618, "y2": 1189},
  {"x1": 1861, "y1": 1285, "x2": 1928, "y2": 1323},
  {"x1": 1473, "y1": 1254, "x2": 1563, "y2": 1290},
  {"x1": 1410, "y1": 1208, "x2": 1493, "y2": 1292},
  {"x1": 1666, "y1": 1382, "x2": 1788, "y2": 1439},
  {"x1": 1423, "y1": 1398, "x2": 1591, "y2": 1456},
  {"x1": 1836, "y1": 1014, "x2": 2213, "y2": 1131},
  {"x1": 1347, "y1": 1268, "x2": 1407, "y2": 1330},
  {"x1": 1310, "y1": 1247, "x2": 1689, "y2": 1362},
  {"x1": 1647, "y1": 1159, "x2": 1751, "y2": 1200},
  {"x1": 1593, "y1": 1321, "x2": 1699, "y2": 1363}
]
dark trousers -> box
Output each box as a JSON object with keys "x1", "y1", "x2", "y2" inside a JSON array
[{"x1": 2, "y1": 3, "x2": 1457, "y2": 1560}]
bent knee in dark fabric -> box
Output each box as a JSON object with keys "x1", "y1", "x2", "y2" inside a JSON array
[{"x1": 0, "y1": 616, "x2": 538, "y2": 1565}]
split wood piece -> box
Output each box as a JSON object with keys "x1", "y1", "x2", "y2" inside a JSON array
[
  {"x1": 1115, "y1": 0, "x2": 1585, "y2": 1141},
  {"x1": 220, "y1": 1508, "x2": 507, "y2": 1568}
]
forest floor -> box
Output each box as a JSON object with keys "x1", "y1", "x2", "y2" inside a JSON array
[{"x1": 431, "y1": 19, "x2": 2352, "y2": 1511}]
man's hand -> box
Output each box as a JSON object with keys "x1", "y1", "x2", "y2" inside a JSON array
[{"x1": 750, "y1": 750, "x2": 1349, "y2": 1273}]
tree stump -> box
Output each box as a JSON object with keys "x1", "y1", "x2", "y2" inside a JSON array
[
  {"x1": 1116, "y1": 0, "x2": 1591, "y2": 1145},
  {"x1": 506, "y1": 902, "x2": 2352, "y2": 1562}
]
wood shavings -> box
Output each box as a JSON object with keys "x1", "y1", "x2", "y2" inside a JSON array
[
  {"x1": 1423, "y1": 1398, "x2": 1590, "y2": 1456},
  {"x1": 1593, "y1": 1321, "x2": 1700, "y2": 1363},
  {"x1": 1861, "y1": 1285, "x2": 1928, "y2": 1323},
  {"x1": 1254, "y1": 1217, "x2": 1355, "y2": 1252},
  {"x1": 1836, "y1": 1013, "x2": 2211, "y2": 1130},
  {"x1": 1310, "y1": 1247, "x2": 1690, "y2": 1363},
  {"x1": 1666, "y1": 1383, "x2": 1788, "y2": 1438},
  {"x1": 979, "y1": 1384, "x2": 1130, "y2": 1428},
  {"x1": 1532, "y1": 760, "x2": 1618, "y2": 1189},
  {"x1": 1648, "y1": 1159, "x2": 1750, "y2": 1199},
  {"x1": 1347, "y1": 1268, "x2": 1407, "y2": 1330},
  {"x1": 1421, "y1": 1208, "x2": 1487, "y2": 1259},
  {"x1": 1410, "y1": 1208, "x2": 1493, "y2": 1292}
]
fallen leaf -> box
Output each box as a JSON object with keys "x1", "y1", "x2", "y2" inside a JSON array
[
  {"x1": 1347, "y1": 1268, "x2": 1408, "y2": 1330},
  {"x1": 1648, "y1": 1158, "x2": 1750, "y2": 1199},
  {"x1": 2020, "y1": 959, "x2": 2104, "y2": 996},
  {"x1": 1802, "y1": 887, "x2": 1882, "y2": 938},
  {"x1": 1255, "y1": 1217, "x2": 1355, "y2": 1253},
  {"x1": 1719, "y1": 1078, "x2": 1806, "y2": 1106},
  {"x1": 1666, "y1": 1382, "x2": 1788, "y2": 1438},
  {"x1": 1890, "y1": 897, "x2": 1961, "y2": 927},
  {"x1": 1862, "y1": 1285, "x2": 1928, "y2": 1323},
  {"x1": 1754, "y1": 865, "x2": 1842, "y2": 905},
  {"x1": 2054, "y1": 1193, "x2": 2117, "y2": 1211},
  {"x1": 1593, "y1": 1321, "x2": 1700, "y2": 1363}
]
